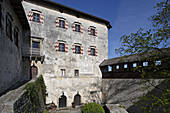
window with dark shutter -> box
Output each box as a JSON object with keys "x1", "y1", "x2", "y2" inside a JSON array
[
  {"x1": 59, "y1": 20, "x2": 65, "y2": 28},
  {"x1": 91, "y1": 28, "x2": 95, "y2": 36},
  {"x1": 91, "y1": 48, "x2": 95, "y2": 56},
  {"x1": 59, "y1": 43, "x2": 65, "y2": 52},
  {"x1": 75, "y1": 24, "x2": 80, "y2": 32},
  {"x1": 75, "y1": 46, "x2": 81, "y2": 54}
]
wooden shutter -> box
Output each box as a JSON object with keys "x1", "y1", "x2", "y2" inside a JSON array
[
  {"x1": 56, "y1": 18, "x2": 59, "y2": 27},
  {"x1": 80, "y1": 46, "x2": 83, "y2": 54},
  {"x1": 40, "y1": 14, "x2": 44, "y2": 24},
  {"x1": 29, "y1": 11, "x2": 33, "y2": 21},
  {"x1": 88, "y1": 47, "x2": 91, "y2": 55},
  {"x1": 65, "y1": 20, "x2": 68, "y2": 29},
  {"x1": 88, "y1": 27, "x2": 91, "y2": 35},
  {"x1": 56, "y1": 42, "x2": 59, "y2": 51},
  {"x1": 95, "y1": 49, "x2": 98, "y2": 56},
  {"x1": 95, "y1": 28, "x2": 97, "y2": 36},
  {"x1": 72, "y1": 45, "x2": 75, "y2": 53},
  {"x1": 72, "y1": 23, "x2": 75, "y2": 31},
  {"x1": 65, "y1": 43, "x2": 68, "y2": 52},
  {"x1": 80, "y1": 24, "x2": 83, "y2": 33}
]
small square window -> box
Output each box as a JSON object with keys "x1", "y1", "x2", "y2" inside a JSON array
[
  {"x1": 108, "y1": 65, "x2": 112, "y2": 72},
  {"x1": 32, "y1": 41, "x2": 40, "y2": 48},
  {"x1": 61, "y1": 69, "x2": 66, "y2": 76},
  {"x1": 75, "y1": 24, "x2": 80, "y2": 32},
  {"x1": 33, "y1": 13, "x2": 40, "y2": 22},
  {"x1": 75, "y1": 69, "x2": 79, "y2": 76},
  {"x1": 91, "y1": 28, "x2": 95, "y2": 36},
  {"x1": 133, "y1": 63, "x2": 137, "y2": 68},
  {"x1": 143, "y1": 62, "x2": 148, "y2": 67},
  {"x1": 116, "y1": 65, "x2": 119, "y2": 69},
  {"x1": 75, "y1": 46, "x2": 81, "y2": 54},
  {"x1": 91, "y1": 48, "x2": 95, "y2": 56},
  {"x1": 155, "y1": 60, "x2": 161, "y2": 65},
  {"x1": 59, "y1": 43, "x2": 65, "y2": 52},
  {"x1": 124, "y1": 64, "x2": 128, "y2": 68},
  {"x1": 59, "y1": 20, "x2": 65, "y2": 28}
]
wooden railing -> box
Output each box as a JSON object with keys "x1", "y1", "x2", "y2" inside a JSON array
[{"x1": 22, "y1": 47, "x2": 43, "y2": 57}]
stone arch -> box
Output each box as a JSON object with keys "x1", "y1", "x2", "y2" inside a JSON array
[{"x1": 59, "y1": 92, "x2": 67, "y2": 108}]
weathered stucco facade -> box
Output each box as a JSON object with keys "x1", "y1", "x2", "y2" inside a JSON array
[
  {"x1": 0, "y1": 0, "x2": 30, "y2": 95},
  {"x1": 22, "y1": 0, "x2": 111, "y2": 107}
]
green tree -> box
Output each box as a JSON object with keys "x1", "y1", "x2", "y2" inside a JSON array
[{"x1": 116, "y1": 0, "x2": 170, "y2": 112}]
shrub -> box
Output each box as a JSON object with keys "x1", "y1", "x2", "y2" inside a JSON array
[{"x1": 81, "y1": 103, "x2": 105, "y2": 113}]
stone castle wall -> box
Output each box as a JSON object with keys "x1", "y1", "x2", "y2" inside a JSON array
[{"x1": 22, "y1": 1, "x2": 108, "y2": 107}]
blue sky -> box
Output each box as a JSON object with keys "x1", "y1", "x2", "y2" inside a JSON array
[{"x1": 52, "y1": 0, "x2": 161, "y2": 58}]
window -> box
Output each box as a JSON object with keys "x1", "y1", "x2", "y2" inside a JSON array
[
  {"x1": 32, "y1": 41, "x2": 40, "y2": 48},
  {"x1": 75, "y1": 24, "x2": 80, "y2": 32},
  {"x1": 108, "y1": 65, "x2": 112, "y2": 72},
  {"x1": 75, "y1": 46, "x2": 81, "y2": 54},
  {"x1": 91, "y1": 48, "x2": 95, "y2": 56},
  {"x1": 124, "y1": 64, "x2": 128, "y2": 68},
  {"x1": 133, "y1": 63, "x2": 137, "y2": 68},
  {"x1": 91, "y1": 28, "x2": 95, "y2": 36},
  {"x1": 155, "y1": 60, "x2": 161, "y2": 65},
  {"x1": 116, "y1": 65, "x2": 119, "y2": 69},
  {"x1": 6, "y1": 15, "x2": 12, "y2": 41},
  {"x1": 59, "y1": 20, "x2": 65, "y2": 28},
  {"x1": 143, "y1": 62, "x2": 148, "y2": 67},
  {"x1": 61, "y1": 69, "x2": 66, "y2": 76},
  {"x1": 33, "y1": 13, "x2": 40, "y2": 22},
  {"x1": 14, "y1": 27, "x2": 19, "y2": 47},
  {"x1": 75, "y1": 70, "x2": 79, "y2": 76},
  {"x1": 59, "y1": 43, "x2": 65, "y2": 52}
]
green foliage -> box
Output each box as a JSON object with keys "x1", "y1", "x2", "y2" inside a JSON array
[
  {"x1": 116, "y1": 0, "x2": 170, "y2": 112},
  {"x1": 81, "y1": 103, "x2": 105, "y2": 113},
  {"x1": 25, "y1": 75, "x2": 46, "y2": 113}
]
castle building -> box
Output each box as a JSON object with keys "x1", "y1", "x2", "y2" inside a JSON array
[
  {"x1": 0, "y1": 0, "x2": 30, "y2": 96},
  {"x1": 22, "y1": 0, "x2": 111, "y2": 107}
]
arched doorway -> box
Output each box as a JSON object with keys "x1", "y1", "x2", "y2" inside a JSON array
[
  {"x1": 59, "y1": 92, "x2": 67, "y2": 108},
  {"x1": 72, "y1": 92, "x2": 81, "y2": 107},
  {"x1": 30, "y1": 64, "x2": 38, "y2": 79}
]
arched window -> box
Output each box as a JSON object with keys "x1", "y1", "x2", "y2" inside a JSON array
[
  {"x1": 72, "y1": 92, "x2": 81, "y2": 107},
  {"x1": 30, "y1": 64, "x2": 38, "y2": 79},
  {"x1": 56, "y1": 17, "x2": 68, "y2": 29},
  {"x1": 72, "y1": 22, "x2": 83, "y2": 33}
]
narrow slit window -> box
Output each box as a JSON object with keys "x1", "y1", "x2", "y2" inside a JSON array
[
  {"x1": 61, "y1": 69, "x2": 66, "y2": 76},
  {"x1": 75, "y1": 69, "x2": 79, "y2": 76}
]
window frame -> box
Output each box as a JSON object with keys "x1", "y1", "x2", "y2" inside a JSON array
[
  {"x1": 75, "y1": 45, "x2": 81, "y2": 54},
  {"x1": 61, "y1": 69, "x2": 66, "y2": 76},
  {"x1": 124, "y1": 64, "x2": 128, "y2": 69},
  {"x1": 59, "y1": 19, "x2": 65, "y2": 28},
  {"x1": 59, "y1": 43, "x2": 65, "y2": 52},
  {"x1": 32, "y1": 41, "x2": 40, "y2": 48},
  {"x1": 91, "y1": 48, "x2": 95, "y2": 56},
  {"x1": 91, "y1": 28, "x2": 95, "y2": 36},
  {"x1": 75, "y1": 69, "x2": 79, "y2": 76},
  {"x1": 108, "y1": 65, "x2": 112, "y2": 72},
  {"x1": 116, "y1": 65, "x2": 119, "y2": 70},
  {"x1": 33, "y1": 12, "x2": 40, "y2": 23},
  {"x1": 75, "y1": 24, "x2": 80, "y2": 32},
  {"x1": 133, "y1": 63, "x2": 137, "y2": 68},
  {"x1": 143, "y1": 62, "x2": 148, "y2": 67}
]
